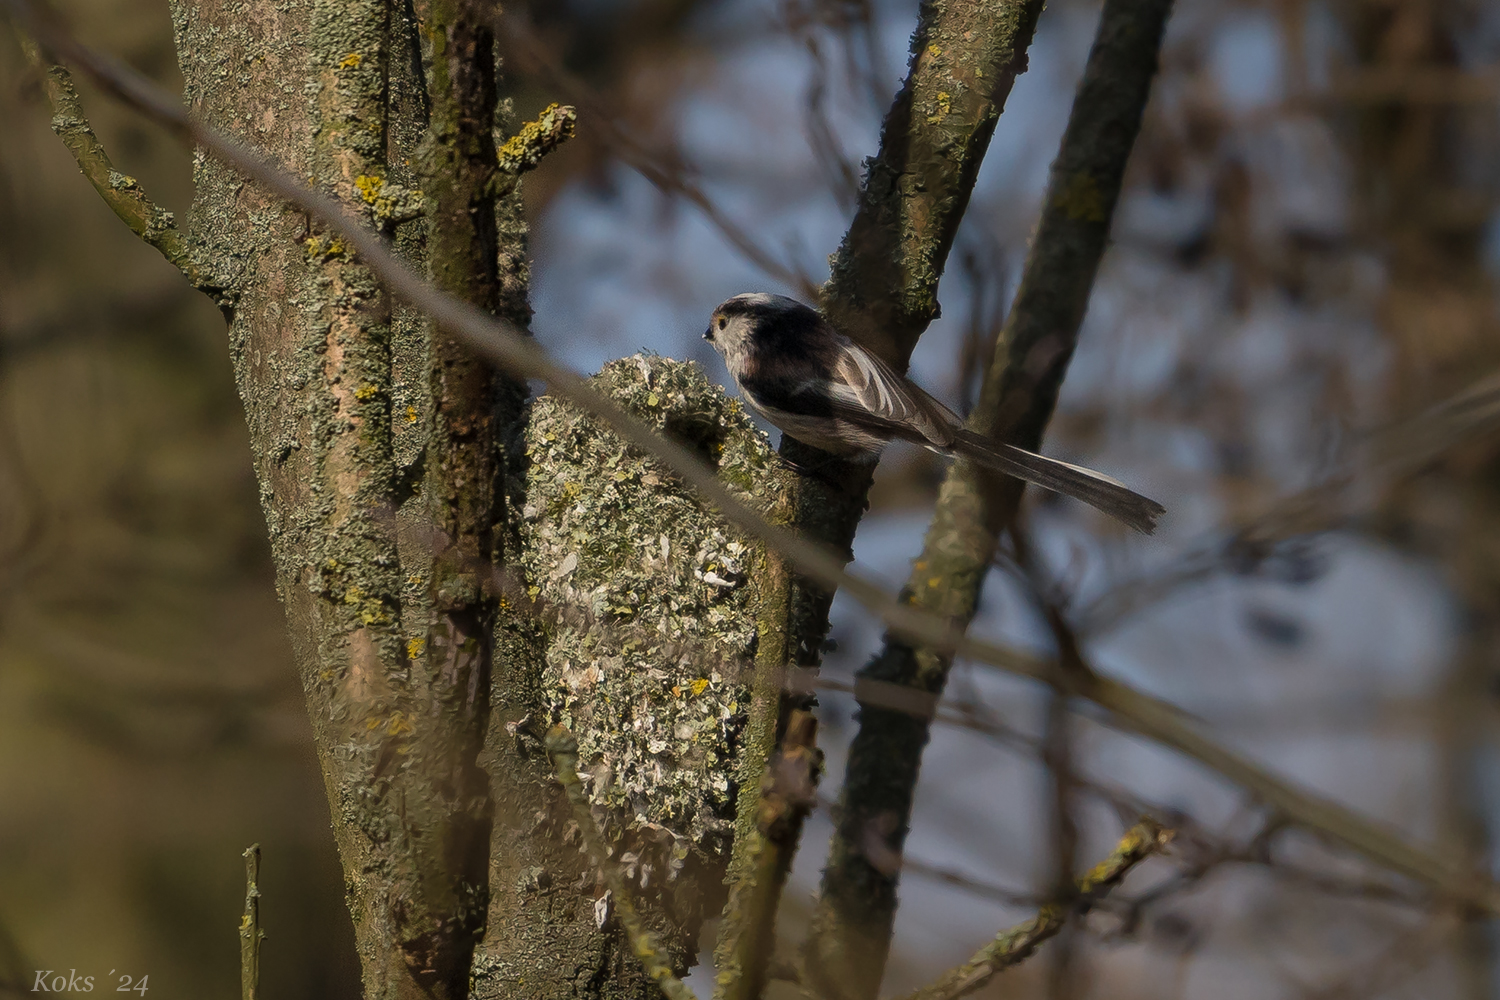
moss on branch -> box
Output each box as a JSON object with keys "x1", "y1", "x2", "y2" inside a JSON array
[
  {"x1": 547, "y1": 725, "x2": 702, "y2": 1000},
  {"x1": 496, "y1": 102, "x2": 576, "y2": 176}
]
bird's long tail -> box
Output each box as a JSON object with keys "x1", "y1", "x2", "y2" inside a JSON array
[{"x1": 951, "y1": 429, "x2": 1165, "y2": 534}]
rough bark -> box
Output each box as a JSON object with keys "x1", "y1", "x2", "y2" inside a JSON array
[{"x1": 472, "y1": 356, "x2": 793, "y2": 1000}]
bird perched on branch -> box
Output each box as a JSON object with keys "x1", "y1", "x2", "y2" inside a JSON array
[{"x1": 703, "y1": 293, "x2": 1165, "y2": 534}]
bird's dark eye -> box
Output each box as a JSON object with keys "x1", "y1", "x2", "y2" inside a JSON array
[{"x1": 717, "y1": 316, "x2": 728, "y2": 331}]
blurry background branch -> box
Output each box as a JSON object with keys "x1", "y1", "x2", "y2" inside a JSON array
[{"x1": 897, "y1": 819, "x2": 1172, "y2": 1000}]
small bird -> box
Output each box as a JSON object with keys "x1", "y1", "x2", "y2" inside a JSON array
[{"x1": 703, "y1": 293, "x2": 1165, "y2": 534}]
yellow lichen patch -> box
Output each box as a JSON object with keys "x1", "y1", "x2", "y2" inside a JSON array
[
  {"x1": 386, "y1": 712, "x2": 414, "y2": 736},
  {"x1": 496, "y1": 103, "x2": 578, "y2": 174},
  {"x1": 926, "y1": 91, "x2": 953, "y2": 124},
  {"x1": 405, "y1": 405, "x2": 418, "y2": 423},
  {"x1": 355, "y1": 173, "x2": 385, "y2": 203},
  {"x1": 354, "y1": 383, "x2": 379, "y2": 401},
  {"x1": 407, "y1": 637, "x2": 425, "y2": 659},
  {"x1": 339, "y1": 52, "x2": 363, "y2": 69},
  {"x1": 303, "y1": 234, "x2": 347, "y2": 260},
  {"x1": 690, "y1": 678, "x2": 710, "y2": 696},
  {"x1": 927, "y1": 43, "x2": 942, "y2": 57},
  {"x1": 353, "y1": 174, "x2": 424, "y2": 223}
]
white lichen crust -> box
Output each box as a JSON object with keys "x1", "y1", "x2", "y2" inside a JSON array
[{"x1": 520, "y1": 354, "x2": 780, "y2": 880}]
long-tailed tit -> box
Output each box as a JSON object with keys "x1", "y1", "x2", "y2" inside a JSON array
[{"x1": 703, "y1": 293, "x2": 1165, "y2": 534}]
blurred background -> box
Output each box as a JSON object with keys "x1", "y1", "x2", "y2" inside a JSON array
[{"x1": 4, "y1": 0, "x2": 1500, "y2": 996}]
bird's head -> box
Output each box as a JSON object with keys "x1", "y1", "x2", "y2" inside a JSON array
[{"x1": 704, "y1": 293, "x2": 818, "y2": 373}]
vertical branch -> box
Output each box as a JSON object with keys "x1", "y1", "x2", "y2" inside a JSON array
[
  {"x1": 765, "y1": 5, "x2": 1050, "y2": 986},
  {"x1": 240, "y1": 844, "x2": 263, "y2": 1000},
  {"x1": 1040, "y1": 691, "x2": 1077, "y2": 1000},
  {"x1": 803, "y1": 1, "x2": 1174, "y2": 996},
  {"x1": 394, "y1": 0, "x2": 516, "y2": 993}
]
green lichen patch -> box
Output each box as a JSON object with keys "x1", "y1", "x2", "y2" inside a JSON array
[{"x1": 518, "y1": 355, "x2": 779, "y2": 876}]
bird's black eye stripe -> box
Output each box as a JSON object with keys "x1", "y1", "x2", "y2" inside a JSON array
[{"x1": 717, "y1": 316, "x2": 728, "y2": 330}]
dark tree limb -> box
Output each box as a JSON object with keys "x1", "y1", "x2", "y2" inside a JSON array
[
  {"x1": 804, "y1": 0, "x2": 1175, "y2": 995},
  {"x1": 770, "y1": 1, "x2": 1049, "y2": 990}
]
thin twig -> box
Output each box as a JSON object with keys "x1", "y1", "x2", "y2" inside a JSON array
[
  {"x1": 11, "y1": 0, "x2": 1500, "y2": 919},
  {"x1": 894, "y1": 820, "x2": 1173, "y2": 1000},
  {"x1": 19, "y1": 41, "x2": 208, "y2": 290},
  {"x1": 239, "y1": 844, "x2": 263, "y2": 1000},
  {"x1": 545, "y1": 726, "x2": 699, "y2": 1000},
  {"x1": 497, "y1": 11, "x2": 819, "y2": 298},
  {"x1": 1078, "y1": 369, "x2": 1500, "y2": 636}
]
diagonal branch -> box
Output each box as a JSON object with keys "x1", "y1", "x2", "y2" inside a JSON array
[
  {"x1": 895, "y1": 820, "x2": 1173, "y2": 1000},
  {"x1": 13, "y1": 0, "x2": 1500, "y2": 931},
  {"x1": 20, "y1": 41, "x2": 210, "y2": 292},
  {"x1": 804, "y1": 0, "x2": 1175, "y2": 995}
]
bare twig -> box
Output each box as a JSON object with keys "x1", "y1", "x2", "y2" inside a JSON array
[
  {"x1": 19, "y1": 41, "x2": 208, "y2": 290},
  {"x1": 1078, "y1": 369, "x2": 1500, "y2": 636},
  {"x1": 895, "y1": 820, "x2": 1173, "y2": 1000},
  {"x1": 497, "y1": 12, "x2": 818, "y2": 298},
  {"x1": 546, "y1": 726, "x2": 699, "y2": 1000},
  {"x1": 239, "y1": 844, "x2": 263, "y2": 1000}
]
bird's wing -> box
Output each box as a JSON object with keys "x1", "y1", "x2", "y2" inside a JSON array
[{"x1": 821, "y1": 339, "x2": 961, "y2": 447}]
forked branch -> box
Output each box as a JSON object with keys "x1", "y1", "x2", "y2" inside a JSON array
[{"x1": 21, "y1": 41, "x2": 208, "y2": 291}]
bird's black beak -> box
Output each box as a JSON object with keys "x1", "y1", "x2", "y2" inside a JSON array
[{"x1": 703, "y1": 327, "x2": 714, "y2": 342}]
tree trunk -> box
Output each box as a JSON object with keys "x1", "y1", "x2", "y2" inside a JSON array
[{"x1": 166, "y1": 3, "x2": 787, "y2": 997}]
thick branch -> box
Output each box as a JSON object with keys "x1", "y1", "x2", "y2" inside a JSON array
[
  {"x1": 804, "y1": 1, "x2": 1174, "y2": 994},
  {"x1": 895, "y1": 820, "x2": 1172, "y2": 1000},
  {"x1": 775, "y1": 2, "x2": 1048, "y2": 989}
]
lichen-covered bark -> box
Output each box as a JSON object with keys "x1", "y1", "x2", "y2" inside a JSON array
[
  {"x1": 802, "y1": 1, "x2": 1174, "y2": 997},
  {"x1": 767, "y1": 0, "x2": 1044, "y2": 991},
  {"x1": 822, "y1": 0, "x2": 1045, "y2": 366},
  {"x1": 776, "y1": 0, "x2": 1048, "y2": 724},
  {"x1": 167, "y1": 0, "x2": 499, "y2": 995},
  {"x1": 471, "y1": 357, "x2": 791, "y2": 1000}
]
